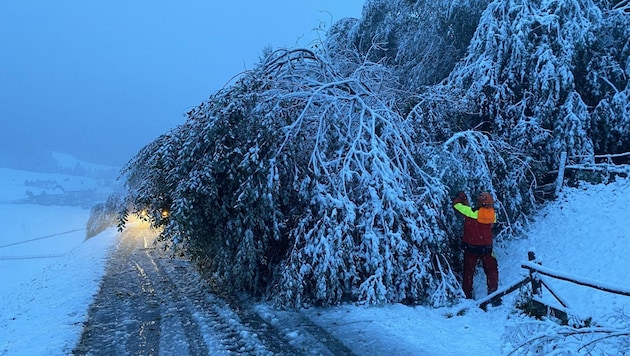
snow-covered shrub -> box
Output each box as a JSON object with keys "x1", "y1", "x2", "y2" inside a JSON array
[
  {"x1": 447, "y1": 0, "x2": 629, "y2": 161},
  {"x1": 405, "y1": 0, "x2": 630, "y2": 235},
  {"x1": 504, "y1": 315, "x2": 630, "y2": 355},
  {"x1": 446, "y1": 0, "x2": 600, "y2": 163},
  {"x1": 267, "y1": 54, "x2": 455, "y2": 306},
  {"x1": 86, "y1": 193, "x2": 125, "y2": 239},
  {"x1": 587, "y1": 7, "x2": 630, "y2": 154}
]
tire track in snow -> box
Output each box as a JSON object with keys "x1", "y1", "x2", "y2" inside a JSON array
[
  {"x1": 155, "y1": 247, "x2": 356, "y2": 355},
  {"x1": 154, "y1": 252, "x2": 280, "y2": 355},
  {"x1": 136, "y1": 248, "x2": 210, "y2": 355},
  {"x1": 73, "y1": 227, "x2": 162, "y2": 355},
  {"x1": 74, "y1": 225, "x2": 354, "y2": 355}
]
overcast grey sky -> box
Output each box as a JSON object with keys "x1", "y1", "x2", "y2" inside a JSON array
[{"x1": 0, "y1": 1, "x2": 363, "y2": 167}]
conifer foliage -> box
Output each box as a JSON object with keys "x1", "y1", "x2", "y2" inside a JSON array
[
  {"x1": 119, "y1": 0, "x2": 629, "y2": 307},
  {"x1": 122, "y1": 48, "x2": 459, "y2": 306}
]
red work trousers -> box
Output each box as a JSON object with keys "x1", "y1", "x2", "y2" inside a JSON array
[{"x1": 462, "y1": 250, "x2": 498, "y2": 299}]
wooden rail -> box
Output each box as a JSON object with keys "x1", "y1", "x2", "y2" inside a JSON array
[
  {"x1": 479, "y1": 251, "x2": 630, "y2": 325},
  {"x1": 555, "y1": 151, "x2": 630, "y2": 197},
  {"x1": 521, "y1": 261, "x2": 630, "y2": 297}
]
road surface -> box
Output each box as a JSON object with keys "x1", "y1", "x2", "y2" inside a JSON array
[{"x1": 73, "y1": 224, "x2": 354, "y2": 355}]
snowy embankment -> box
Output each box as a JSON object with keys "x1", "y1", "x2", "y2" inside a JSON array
[
  {"x1": 0, "y1": 166, "x2": 628, "y2": 355},
  {"x1": 0, "y1": 168, "x2": 118, "y2": 355},
  {"x1": 501, "y1": 177, "x2": 630, "y2": 322},
  {"x1": 0, "y1": 225, "x2": 116, "y2": 354}
]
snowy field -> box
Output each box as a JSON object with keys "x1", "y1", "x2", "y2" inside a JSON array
[
  {"x1": 1, "y1": 167, "x2": 629, "y2": 355},
  {"x1": 0, "y1": 168, "x2": 117, "y2": 355}
]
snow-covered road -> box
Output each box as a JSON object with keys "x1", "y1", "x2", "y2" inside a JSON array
[{"x1": 73, "y1": 225, "x2": 354, "y2": 356}]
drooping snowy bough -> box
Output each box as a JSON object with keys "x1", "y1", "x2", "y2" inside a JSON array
[
  {"x1": 122, "y1": 48, "x2": 460, "y2": 306},
  {"x1": 119, "y1": 0, "x2": 630, "y2": 308}
]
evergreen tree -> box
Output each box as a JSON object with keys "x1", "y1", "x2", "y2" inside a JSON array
[
  {"x1": 122, "y1": 48, "x2": 460, "y2": 306},
  {"x1": 334, "y1": 0, "x2": 491, "y2": 91},
  {"x1": 119, "y1": 0, "x2": 630, "y2": 307}
]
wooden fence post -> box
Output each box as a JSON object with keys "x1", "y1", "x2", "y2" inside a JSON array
[
  {"x1": 555, "y1": 151, "x2": 567, "y2": 197},
  {"x1": 523, "y1": 254, "x2": 569, "y2": 325},
  {"x1": 528, "y1": 251, "x2": 542, "y2": 297}
]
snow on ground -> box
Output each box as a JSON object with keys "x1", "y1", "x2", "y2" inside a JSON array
[
  {"x1": 0, "y1": 167, "x2": 104, "y2": 202},
  {"x1": 0, "y1": 166, "x2": 628, "y2": 355},
  {"x1": 50, "y1": 152, "x2": 119, "y2": 174},
  {"x1": 501, "y1": 178, "x2": 630, "y2": 322},
  {"x1": 0, "y1": 226, "x2": 116, "y2": 355},
  {"x1": 0, "y1": 168, "x2": 117, "y2": 355},
  {"x1": 294, "y1": 177, "x2": 630, "y2": 355}
]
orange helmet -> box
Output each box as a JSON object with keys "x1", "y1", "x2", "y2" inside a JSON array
[{"x1": 477, "y1": 191, "x2": 494, "y2": 207}]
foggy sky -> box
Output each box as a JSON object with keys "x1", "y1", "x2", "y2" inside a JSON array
[{"x1": 0, "y1": 1, "x2": 363, "y2": 168}]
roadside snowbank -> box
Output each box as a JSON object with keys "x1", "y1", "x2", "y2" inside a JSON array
[{"x1": 0, "y1": 228, "x2": 116, "y2": 354}]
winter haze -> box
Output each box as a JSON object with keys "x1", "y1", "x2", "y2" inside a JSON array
[
  {"x1": 0, "y1": 1, "x2": 363, "y2": 169},
  {"x1": 2, "y1": 0, "x2": 630, "y2": 353}
]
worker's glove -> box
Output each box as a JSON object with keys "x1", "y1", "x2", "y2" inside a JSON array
[{"x1": 452, "y1": 191, "x2": 468, "y2": 206}]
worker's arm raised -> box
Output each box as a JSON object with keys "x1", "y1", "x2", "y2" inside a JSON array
[{"x1": 453, "y1": 203, "x2": 478, "y2": 219}]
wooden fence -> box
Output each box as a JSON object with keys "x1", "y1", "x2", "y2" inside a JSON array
[
  {"x1": 478, "y1": 252, "x2": 630, "y2": 324},
  {"x1": 554, "y1": 151, "x2": 630, "y2": 197},
  {"x1": 480, "y1": 152, "x2": 630, "y2": 320}
]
